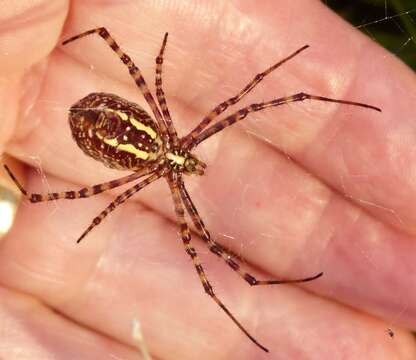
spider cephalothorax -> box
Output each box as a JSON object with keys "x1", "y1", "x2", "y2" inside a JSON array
[
  {"x1": 4, "y1": 27, "x2": 381, "y2": 352},
  {"x1": 183, "y1": 153, "x2": 206, "y2": 175},
  {"x1": 165, "y1": 151, "x2": 206, "y2": 175}
]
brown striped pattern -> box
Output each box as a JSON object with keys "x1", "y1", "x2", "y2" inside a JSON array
[
  {"x1": 3, "y1": 165, "x2": 151, "y2": 203},
  {"x1": 77, "y1": 169, "x2": 164, "y2": 243},
  {"x1": 62, "y1": 27, "x2": 168, "y2": 139},
  {"x1": 177, "y1": 174, "x2": 323, "y2": 285},
  {"x1": 155, "y1": 33, "x2": 179, "y2": 147},
  {"x1": 182, "y1": 45, "x2": 311, "y2": 149},
  {"x1": 193, "y1": 91, "x2": 381, "y2": 147},
  {"x1": 167, "y1": 172, "x2": 269, "y2": 353},
  {"x1": 69, "y1": 93, "x2": 163, "y2": 170}
]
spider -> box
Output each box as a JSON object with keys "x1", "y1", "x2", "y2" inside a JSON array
[{"x1": 4, "y1": 27, "x2": 381, "y2": 353}]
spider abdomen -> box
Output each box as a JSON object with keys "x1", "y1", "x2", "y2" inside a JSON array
[{"x1": 69, "y1": 92, "x2": 163, "y2": 170}]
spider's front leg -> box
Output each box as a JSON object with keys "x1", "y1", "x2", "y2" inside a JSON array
[
  {"x1": 193, "y1": 92, "x2": 381, "y2": 146},
  {"x1": 181, "y1": 45, "x2": 310, "y2": 149}
]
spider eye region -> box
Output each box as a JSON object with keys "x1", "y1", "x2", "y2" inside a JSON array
[{"x1": 183, "y1": 154, "x2": 207, "y2": 176}]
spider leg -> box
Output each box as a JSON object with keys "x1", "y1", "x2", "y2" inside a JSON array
[
  {"x1": 182, "y1": 45, "x2": 310, "y2": 149},
  {"x1": 167, "y1": 173, "x2": 269, "y2": 353},
  {"x1": 77, "y1": 169, "x2": 164, "y2": 243},
  {"x1": 177, "y1": 174, "x2": 323, "y2": 285},
  {"x1": 192, "y1": 92, "x2": 381, "y2": 147},
  {"x1": 62, "y1": 28, "x2": 168, "y2": 138},
  {"x1": 155, "y1": 33, "x2": 179, "y2": 147},
  {"x1": 3, "y1": 164, "x2": 151, "y2": 203}
]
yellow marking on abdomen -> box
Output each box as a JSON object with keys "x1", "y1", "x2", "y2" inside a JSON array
[
  {"x1": 101, "y1": 137, "x2": 118, "y2": 147},
  {"x1": 117, "y1": 143, "x2": 149, "y2": 160},
  {"x1": 104, "y1": 108, "x2": 129, "y2": 121},
  {"x1": 97, "y1": 133, "x2": 149, "y2": 160},
  {"x1": 129, "y1": 117, "x2": 157, "y2": 139},
  {"x1": 104, "y1": 109, "x2": 157, "y2": 139}
]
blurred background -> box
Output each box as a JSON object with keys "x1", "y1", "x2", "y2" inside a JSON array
[{"x1": 326, "y1": 0, "x2": 416, "y2": 70}]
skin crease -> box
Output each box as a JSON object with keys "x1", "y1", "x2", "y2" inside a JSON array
[{"x1": 0, "y1": 0, "x2": 415, "y2": 359}]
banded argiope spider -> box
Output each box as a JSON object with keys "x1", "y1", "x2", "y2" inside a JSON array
[{"x1": 4, "y1": 28, "x2": 381, "y2": 352}]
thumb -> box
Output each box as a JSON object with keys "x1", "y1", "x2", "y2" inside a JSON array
[{"x1": 0, "y1": 1, "x2": 68, "y2": 147}]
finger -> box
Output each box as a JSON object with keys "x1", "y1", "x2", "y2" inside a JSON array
[
  {"x1": 186, "y1": 129, "x2": 416, "y2": 329},
  {"x1": 0, "y1": 2, "x2": 145, "y2": 358},
  {"x1": 9, "y1": 0, "x2": 414, "y2": 232},
  {"x1": 0, "y1": 172, "x2": 414, "y2": 359},
  {"x1": 0, "y1": 156, "x2": 22, "y2": 240},
  {"x1": 0, "y1": 287, "x2": 146, "y2": 359},
  {"x1": 4, "y1": 0, "x2": 416, "y2": 329},
  {"x1": 56, "y1": 0, "x2": 414, "y2": 235},
  {"x1": 0, "y1": 1, "x2": 67, "y2": 72},
  {"x1": 4, "y1": 0, "x2": 416, "y2": 358},
  {"x1": 0, "y1": 0, "x2": 68, "y2": 145},
  {"x1": 7, "y1": 49, "x2": 416, "y2": 331}
]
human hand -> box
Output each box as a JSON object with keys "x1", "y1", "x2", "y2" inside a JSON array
[{"x1": 0, "y1": 1, "x2": 415, "y2": 359}]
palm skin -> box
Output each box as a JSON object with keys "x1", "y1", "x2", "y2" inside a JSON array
[{"x1": 0, "y1": 1, "x2": 415, "y2": 359}]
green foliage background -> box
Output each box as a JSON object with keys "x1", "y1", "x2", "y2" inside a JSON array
[{"x1": 326, "y1": 0, "x2": 416, "y2": 70}]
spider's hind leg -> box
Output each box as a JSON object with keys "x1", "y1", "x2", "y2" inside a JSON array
[
  {"x1": 3, "y1": 164, "x2": 146, "y2": 203},
  {"x1": 177, "y1": 174, "x2": 323, "y2": 286},
  {"x1": 167, "y1": 173, "x2": 269, "y2": 353},
  {"x1": 76, "y1": 170, "x2": 163, "y2": 243}
]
